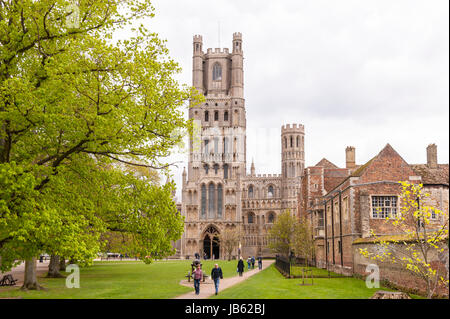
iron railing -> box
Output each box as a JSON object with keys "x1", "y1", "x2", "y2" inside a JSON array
[{"x1": 275, "y1": 255, "x2": 317, "y2": 278}]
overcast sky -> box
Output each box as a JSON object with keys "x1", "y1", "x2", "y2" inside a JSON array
[{"x1": 134, "y1": 0, "x2": 449, "y2": 199}]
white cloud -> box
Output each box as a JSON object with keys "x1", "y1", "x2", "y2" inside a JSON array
[{"x1": 140, "y1": 0, "x2": 449, "y2": 198}]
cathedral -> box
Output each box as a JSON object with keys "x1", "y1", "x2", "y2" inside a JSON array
[{"x1": 179, "y1": 33, "x2": 305, "y2": 259}]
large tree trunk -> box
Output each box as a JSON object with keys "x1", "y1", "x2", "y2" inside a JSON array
[
  {"x1": 21, "y1": 257, "x2": 44, "y2": 290},
  {"x1": 59, "y1": 257, "x2": 66, "y2": 272},
  {"x1": 47, "y1": 255, "x2": 64, "y2": 278}
]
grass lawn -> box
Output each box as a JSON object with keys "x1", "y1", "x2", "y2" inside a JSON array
[
  {"x1": 0, "y1": 259, "x2": 240, "y2": 299},
  {"x1": 210, "y1": 264, "x2": 423, "y2": 299},
  {"x1": 290, "y1": 265, "x2": 343, "y2": 278}
]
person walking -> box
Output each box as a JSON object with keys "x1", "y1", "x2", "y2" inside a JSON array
[
  {"x1": 247, "y1": 257, "x2": 251, "y2": 270},
  {"x1": 192, "y1": 264, "x2": 203, "y2": 295},
  {"x1": 258, "y1": 256, "x2": 263, "y2": 270},
  {"x1": 251, "y1": 256, "x2": 255, "y2": 269},
  {"x1": 237, "y1": 257, "x2": 245, "y2": 277},
  {"x1": 211, "y1": 264, "x2": 223, "y2": 295}
]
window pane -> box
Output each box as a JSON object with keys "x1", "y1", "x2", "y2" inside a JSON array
[
  {"x1": 208, "y1": 183, "x2": 215, "y2": 218},
  {"x1": 213, "y1": 63, "x2": 222, "y2": 81},
  {"x1": 217, "y1": 184, "x2": 223, "y2": 218},
  {"x1": 201, "y1": 185, "x2": 206, "y2": 218},
  {"x1": 223, "y1": 164, "x2": 228, "y2": 179}
]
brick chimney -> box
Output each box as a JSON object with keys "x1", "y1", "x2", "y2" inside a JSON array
[
  {"x1": 346, "y1": 146, "x2": 356, "y2": 169},
  {"x1": 426, "y1": 144, "x2": 438, "y2": 168}
]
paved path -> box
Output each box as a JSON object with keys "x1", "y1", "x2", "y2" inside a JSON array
[{"x1": 174, "y1": 259, "x2": 274, "y2": 299}]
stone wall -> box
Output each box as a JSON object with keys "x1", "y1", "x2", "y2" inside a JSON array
[{"x1": 353, "y1": 241, "x2": 449, "y2": 297}]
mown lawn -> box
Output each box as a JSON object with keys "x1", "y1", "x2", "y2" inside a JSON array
[
  {"x1": 0, "y1": 259, "x2": 239, "y2": 299},
  {"x1": 210, "y1": 264, "x2": 423, "y2": 299},
  {"x1": 290, "y1": 265, "x2": 343, "y2": 278}
]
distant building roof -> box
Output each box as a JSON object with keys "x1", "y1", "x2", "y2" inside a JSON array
[
  {"x1": 410, "y1": 164, "x2": 449, "y2": 186},
  {"x1": 315, "y1": 158, "x2": 339, "y2": 169}
]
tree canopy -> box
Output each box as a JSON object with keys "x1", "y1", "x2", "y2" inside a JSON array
[{"x1": 0, "y1": 0, "x2": 199, "y2": 285}]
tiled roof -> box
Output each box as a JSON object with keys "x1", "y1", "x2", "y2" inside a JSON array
[
  {"x1": 410, "y1": 164, "x2": 449, "y2": 186},
  {"x1": 351, "y1": 158, "x2": 375, "y2": 177},
  {"x1": 315, "y1": 158, "x2": 339, "y2": 169}
]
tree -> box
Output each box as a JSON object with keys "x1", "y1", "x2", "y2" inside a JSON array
[
  {"x1": 268, "y1": 210, "x2": 297, "y2": 257},
  {"x1": 359, "y1": 181, "x2": 449, "y2": 298},
  {"x1": 219, "y1": 228, "x2": 240, "y2": 261},
  {"x1": 0, "y1": 0, "x2": 199, "y2": 289},
  {"x1": 293, "y1": 216, "x2": 315, "y2": 267}
]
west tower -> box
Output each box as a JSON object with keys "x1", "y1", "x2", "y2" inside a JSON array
[{"x1": 181, "y1": 33, "x2": 247, "y2": 259}]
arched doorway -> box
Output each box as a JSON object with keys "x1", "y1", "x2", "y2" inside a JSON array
[{"x1": 202, "y1": 225, "x2": 220, "y2": 260}]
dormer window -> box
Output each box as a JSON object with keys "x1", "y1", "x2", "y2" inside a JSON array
[{"x1": 213, "y1": 63, "x2": 222, "y2": 81}]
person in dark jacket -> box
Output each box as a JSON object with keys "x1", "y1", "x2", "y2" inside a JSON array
[
  {"x1": 258, "y1": 256, "x2": 263, "y2": 270},
  {"x1": 251, "y1": 256, "x2": 255, "y2": 269},
  {"x1": 237, "y1": 257, "x2": 245, "y2": 277},
  {"x1": 211, "y1": 264, "x2": 223, "y2": 295}
]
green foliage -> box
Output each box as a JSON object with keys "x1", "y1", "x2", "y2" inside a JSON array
[
  {"x1": 267, "y1": 210, "x2": 296, "y2": 257},
  {"x1": 293, "y1": 216, "x2": 315, "y2": 262},
  {"x1": 0, "y1": 0, "x2": 198, "y2": 273}
]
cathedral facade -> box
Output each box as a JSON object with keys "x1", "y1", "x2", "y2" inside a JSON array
[{"x1": 179, "y1": 33, "x2": 305, "y2": 259}]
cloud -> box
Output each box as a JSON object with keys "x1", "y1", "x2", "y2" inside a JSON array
[{"x1": 140, "y1": 0, "x2": 448, "y2": 198}]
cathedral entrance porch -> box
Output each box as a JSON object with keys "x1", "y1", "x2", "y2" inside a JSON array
[{"x1": 202, "y1": 226, "x2": 220, "y2": 260}]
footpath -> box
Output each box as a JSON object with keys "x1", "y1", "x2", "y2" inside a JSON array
[{"x1": 174, "y1": 259, "x2": 274, "y2": 299}]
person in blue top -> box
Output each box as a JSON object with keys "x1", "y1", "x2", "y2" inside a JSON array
[
  {"x1": 211, "y1": 264, "x2": 223, "y2": 295},
  {"x1": 251, "y1": 256, "x2": 255, "y2": 269}
]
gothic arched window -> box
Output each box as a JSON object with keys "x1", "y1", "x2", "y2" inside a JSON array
[
  {"x1": 213, "y1": 163, "x2": 219, "y2": 175},
  {"x1": 212, "y1": 63, "x2": 222, "y2": 81},
  {"x1": 214, "y1": 137, "x2": 219, "y2": 154},
  {"x1": 224, "y1": 111, "x2": 228, "y2": 121},
  {"x1": 214, "y1": 111, "x2": 219, "y2": 121},
  {"x1": 223, "y1": 137, "x2": 229, "y2": 155},
  {"x1": 248, "y1": 185, "x2": 254, "y2": 198},
  {"x1": 223, "y1": 164, "x2": 229, "y2": 179},
  {"x1": 205, "y1": 111, "x2": 209, "y2": 121},
  {"x1": 208, "y1": 183, "x2": 215, "y2": 218},
  {"x1": 296, "y1": 136, "x2": 299, "y2": 147},
  {"x1": 201, "y1": 184, "x2": 206, "y2": 218},
  {"x1": 268, "y1": 212, "x2": 275, "y2": 223},
  {"x1": 217, "y1": 184, "x2": 223, "y2": 218},
  {"x1": 204, "y1": 139, "x2": 209, "y2": 155},
  {"x1": 248, "y1": 212, "x2": 254, "y2": 224},
  {"x1": 268, "y1": 185, "x2": 274, "y2": 198}
]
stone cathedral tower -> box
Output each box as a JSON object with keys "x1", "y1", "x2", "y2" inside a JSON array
[{"x1": 180, "y1": 33, "x2": 305, "y2": 260}]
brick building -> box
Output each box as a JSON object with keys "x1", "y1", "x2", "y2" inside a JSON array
[{"x1": 299, "y1": 143, "x2": 449, "y2": 294}]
